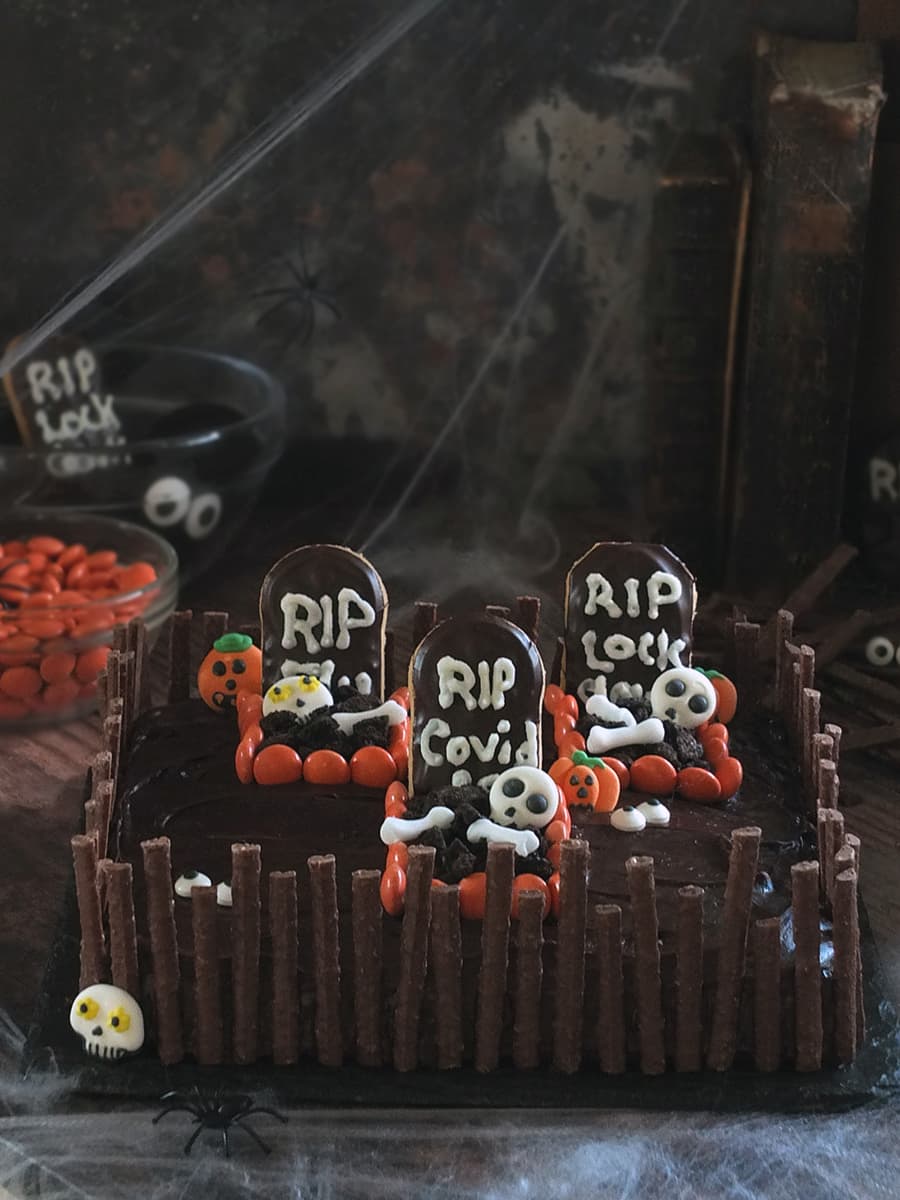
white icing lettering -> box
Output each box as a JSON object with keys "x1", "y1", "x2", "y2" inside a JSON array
[
  {"x1": 421, "y1": 718, "x2": 451, "y2": 765},
  {"x1": 280, "y1": 586, "x2": 375, "y2": 656},
  {"x1": 320, "y1": 593, "x2": 334, "y2": 649},
  {"x1": 583, "y1": 573, "x2": 622, "y2": 618},
  {"x1": 437, "y1": 655, "x2": 517, "y2": 711},
  {"x1": 335, "y1": 587, "x2": 376, "y2": 650},
  {"x1": 281, "y1": 658, "x2": 335, "y2": 687},
  {"x1": 452, "y1": 769, "x2": 472, "y2": 786},
  {"x1": 582, "y1": 631, "x2": 613, "y2": 673},
  {"x1": 647, "y1": 571, "x2": 682, "y2": 620},
  {"x1": 26, "y1": 360, "x2": 61, "y2": 403},
  {"x1": 514, "y1": 720, "x2": 539, "y2": 766},
  {"x1": 624, "y1": 577, "x2": 641, "y2": 618},
  {"x1": 606, "y1": 634, "x2": 636, "y2": 660},
  {"x1": 470, "y1": 733, "x2": 500, "y2": 762},
  {"x1": 446, "y1": 736, "x2": 471, "y2": 766},
  {"x1": 870, "y1": 457, "x2": 898, "y2": 503}
]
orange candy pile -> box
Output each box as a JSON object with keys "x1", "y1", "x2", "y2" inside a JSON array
[{"x1": 0, "y1": 535, "x2": 159, "y2": 719}]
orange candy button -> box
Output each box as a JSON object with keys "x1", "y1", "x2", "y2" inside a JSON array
[
  {"x1": 386, "y1": 842, "x2": 409, "y2": 870},
  {"x1": 40, "y1": 652, "x2": 77, "y2": 684},
  {"x1": 630, "y1": 754, "x2": 678, "y2": 795},
  {"x1": 253, "y1": 743, "x2": 303, "y2": 786},
  {"x1": 380, "y1": 863, "x2": 406, "y2": 916},
  {"x1": 115, "y1": 562, "x2": 158, "y2": 591},
  {"x1": 0, "y1": 666, "x2": 42, "y2": 698},
  {"x1": 303, "y1": 749, "x2": 351, "y2": 785},
  {"x1": 511, "y1": 874, "x2": 550, "y2": 919},
  {"x1": 42, "y1": 680, "x2": 81, "y2": 708},
  {"x1": 703, "y1": 736, "x2": 729, "y2": 765},
  {"x1": 235, "y1": 726, "x2": 262, "y2": 784},
  {"x1": 26, "y1": 536, "x2": 65, "y2": 557},
  {"x1": 548, "y1": 872, "x2": 562, "y2": 918},
  {"x1": 714, "y1": 756, "x2": 743, "y2": 798},
  {"x1": 350, "y1": 745, "x2": 398, "y2": 788},
  {"x1": 19, "y1": 618, "x2": 66, "y2": 640},
  {"x1": 458, "y1": 871, "x2": 488, "y2": 920},
  {"x1": 74, "y1": 646, "x2": 110, "y2": 684},
  {"x1": 557, "y1": 731, "x2": 586, "y2": 758},
  {"x1": 678, "y1": 766, "x2": 723, "y2": 803}
]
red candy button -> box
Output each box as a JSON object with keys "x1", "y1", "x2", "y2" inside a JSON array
[
  {"x1": 303, "y1": 749, "x2": 351, "y2": 785},
  {"x1": 350, "y1": 745, "x2": 398, "y2": 788},
  {"x1": 253, "y1": 744, "x2": 303, "y2": 786}
]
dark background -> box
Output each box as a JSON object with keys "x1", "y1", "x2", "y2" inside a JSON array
[{"x1": 0, "y1": 0, "x2": 866, "y2": 605}]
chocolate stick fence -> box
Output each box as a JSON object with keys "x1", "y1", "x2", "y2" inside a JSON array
[{"x1": 69, "y1": 607, "x2": 860, "y2": 1075}]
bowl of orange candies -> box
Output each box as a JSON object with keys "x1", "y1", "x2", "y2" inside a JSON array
[{"x1": 0, "y1": 511, "x2": 178, "y2": 726}]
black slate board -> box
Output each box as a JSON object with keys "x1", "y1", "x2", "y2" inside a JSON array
[{"x1": 23, "y1": 881, "x2": 900, "y2": 1114}]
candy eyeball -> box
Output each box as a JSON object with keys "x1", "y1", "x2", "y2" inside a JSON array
[
  {"x1": 489, "y1": 765, "x2": 560, "y2": 830},
  {"x1": 142, "y1": 476, "x2": 191, "y2": 527},
  {"x1": 649, "y1": 667, "x2": 716, "y2": 729},
  {"x1": 262, "y1": 674, "x2": 334, "y2": 719},
  {"x1": 70, "y1": 984, "x2": 144, "y2": 1060}
]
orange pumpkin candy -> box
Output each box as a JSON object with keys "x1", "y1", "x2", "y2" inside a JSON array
[
  {"x1": 549, "y1": 749, "x2": 620, "y2": 813},
  {"x1": 197, "y1": 632, "x2": 262, "y2": 713}
]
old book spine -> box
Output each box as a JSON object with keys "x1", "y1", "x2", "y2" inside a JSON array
[{"x1": 727, "y1": 34, "x2": 883, "y2": 592}]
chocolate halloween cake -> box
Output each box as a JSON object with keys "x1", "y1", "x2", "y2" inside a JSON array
[{"x1": 51, "y1": 540, "x2": 874, "y2": 1098}]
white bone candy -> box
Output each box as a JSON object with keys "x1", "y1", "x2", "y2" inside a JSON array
[
  {"x1": 586, "y1": 717, "x2": 664, "y2": 755},
  {"x1": 380, "y1": 806, "x2": 455, "y2": 845},
  {"x1": 584, "y1": 693, "x2": 636, "y2": 726},
  {"x1": 333, "y1": 699, "x2": 406, "y2": 733},
  {"x1": 216, "y1": 882, "x2": 233, "y2": 907},
  {"x1": 466, "y1": 818, "x2": 539, "y2": 857}
]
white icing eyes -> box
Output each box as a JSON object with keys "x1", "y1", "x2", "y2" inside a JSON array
[
  {"x1": 185, "y1": 491, "x2": 222, "y2": 540},
  {"x1": 866, "y1": 635, "x2": 896, "y2": 667},
  {"x1": 489, "y1": 765, "x2": 559, "y2": 830},
  {"x1": 143, "y1": 476, "x2": 191, "y2": 527},
  {"x1": 262, "y1": 674, "x2": 333, "y2": 717},
  {"x1": 142, "y1": 477, "x2": 223, "y2": 540},
  {"x1": 69, "y1": 984, "x2": 144, "y2": 1059},
  {"x1": 649, "y1": 668, "x2": 717, "y2": 730},
  {"x1": 174, "y1": 870, "x2": 212, "y2": 898}
]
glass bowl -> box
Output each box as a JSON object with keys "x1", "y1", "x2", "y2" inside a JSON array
[
  {"x1": 0, "y1": 346, "x2": 285, "y2": 581},
  {"x1": 0, "y1": 511, "x2": 178, "y2": 727}
]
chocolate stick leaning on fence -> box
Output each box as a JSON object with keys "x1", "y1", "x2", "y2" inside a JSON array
[
  {"x1": 393, "y1": 845, "x2": 434, "y2": 1072},
  {"x1": 430, "y1": 882, "x2": 463, "y2": 1070},
  {"x1": 191, "y1": 883, "x2": 223, "y2": 1065},
  {"x1": 626, "y1": 856, "x2": 665, "y2": 1075},
  {"x1": 512, "y1": 889, "x2": 544, "y2": 1071},
  {"x1": 706, "y1": 827, "x2": 761, "y2": 1071},
  {"x1": 553, "y1": 840, "x2": 589, "y2": 1074},
  {"x1": 475, "y1": 843, "x2": 515, "y2": 1073},
  {"x1": 352, "y1": 869, "x2": 383, "y2": 1068}
]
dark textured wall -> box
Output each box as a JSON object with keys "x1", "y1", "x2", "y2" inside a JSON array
[{"x1": 0, "y1": 0, "x2": 857, "y2": 594}]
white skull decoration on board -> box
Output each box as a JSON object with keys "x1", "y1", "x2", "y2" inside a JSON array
[
  {"x1": 69, "y1": 984, "x2": 145, "y2": 1060},
  {"x1": 488, "y1": 765, "x2": 560, "y2": 830},
  {"x1": 649, "y1": 667, "x2": 717, "y2": 729}
]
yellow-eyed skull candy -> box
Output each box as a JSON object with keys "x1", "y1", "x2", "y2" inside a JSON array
[
  {"x1": 70, "y1": 984, "x2": 144, "y2": 1060},
  {"x1": 262, "y1": 673, "x2": 333, "y2": 719}
]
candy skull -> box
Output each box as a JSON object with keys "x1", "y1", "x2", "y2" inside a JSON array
[
  {"x1": 262, "y1": 674, "x2": 333, "y2": 719},
  {"x1": 488, "y1": 765, "x2": 560, "y2": 830},
  {"x1": 649, "y1": 667, "x2": 716, "y2": 729},
  {"x1": 69, "y1": 984, "x2": 144, "y2": 1061}
]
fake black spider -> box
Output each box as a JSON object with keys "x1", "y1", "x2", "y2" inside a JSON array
[
  {"x1": 252, "y1": 243, "x2": 342, "y2": 348},
  {"x1": 153, "y1": 1086, "x2": 287, "y2": 1157}
]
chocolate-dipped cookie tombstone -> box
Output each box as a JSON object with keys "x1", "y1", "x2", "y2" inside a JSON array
[
  {"x1": 233, "y1": 545, "x2": 409, "y2": 788},
  {"x1": 379, "y1": 612, "x2": 571, "y2": 921},
  {"x1": 547, "y1": 542, "x2": 742, "y2": 825}
]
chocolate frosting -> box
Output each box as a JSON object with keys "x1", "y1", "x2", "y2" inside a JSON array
[
  {"x1": 408, "y1": 613, "x2": 544, "y2": 795},
  {"x1": 563, "y1": 542, "x2": 696, "y2": 702},
  {"x1": 258, "y1": 544, "x2": 388, "y2": 694}
]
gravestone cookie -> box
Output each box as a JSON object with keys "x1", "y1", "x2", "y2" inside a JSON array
[
  {"x1": 2, "y1": 334, "x2": 124, "y2": 452},
  {"x1": 562, "y1": 542, "x2": 696, "y2": 705},
  {"x1": 259, "y1": 544, "x2": 388, "y2": 695},
  {"x1": 409, "y1": 612, "x2": 544, "y2": 795}
]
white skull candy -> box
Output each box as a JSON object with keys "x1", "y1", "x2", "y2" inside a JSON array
[
  {"x1": 650, "y1": 667, "x2": 717, "y2": 729},
  {"x1": 489, "y1": 765, "x2": 560, "y2": 830},
  {"x1": 263, "y1": 674, "x2": 334, "y2": 719},
  {"x1": 69, "y1": 984, "x2": 144, "y2": 1061}
]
